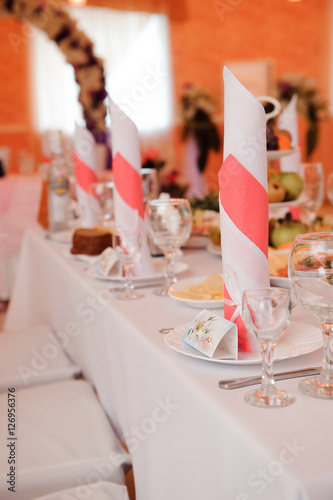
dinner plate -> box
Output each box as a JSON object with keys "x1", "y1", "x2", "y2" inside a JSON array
[
  {"x1": 86, "y1": 259, "x2": 188, "y2": 283},
  {"x1": 46, "y1": 230, "x2": 73, "y2": 244},
  {"x1": 63, "y1": 249, "x2": 99, "y2": 265},
  {"x1": 168, "y1": 276, "x2": 224, "y2": 309},
  {"x1": 267, "y1": 148, "x2": 299, "y2": 161},
  {"x1": 165, "y1": 321, "x2": 322, "y2": 365},
  {"x1": 269, "y1": 199, "x2": 301, "y2": 211},
  {"x1": 183, "y1": 234, "x2": 210, "y2": 249},
  {"x1": 207, "y1": 242, "x2": 221, "y2": 256}
]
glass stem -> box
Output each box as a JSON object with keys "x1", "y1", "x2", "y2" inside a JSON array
[
  {"x1": 260, "y1": 341, "x2": 276, "y2": 394},
  {"x1": 123, "y1": 263, "x2": 134, "y2": 298},
  {"x1": 164, "y1": 252, "x2": 176, "y2": 290},
  {"x1": 318, "y1": 324, "x2": 333, "y2": 386}
]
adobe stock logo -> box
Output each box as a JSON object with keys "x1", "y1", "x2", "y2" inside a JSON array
[{"x1": 236, "y1": 439, "x2": 306, "y2": 499}]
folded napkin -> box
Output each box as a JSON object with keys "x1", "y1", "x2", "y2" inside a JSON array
[
  {"x1": 73, "y1": 124, "x2": 99, "y2": 228},
  {"x1": 219, "y1": 67, "x2": 270, "y2": 352},
  {"x1": 109, "y1": 99, "x2": 153, "y2": 275},
  {"x1": 183, "y1": 309, "x2": 238, "y2": 360},
  {"x1": 277, "y1": 94, "x2": 301, "y2": 173}
]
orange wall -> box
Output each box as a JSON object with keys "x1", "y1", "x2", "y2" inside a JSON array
[
  {"x1": 169, "y1": 0, "x2": 333, "y2": 190},
  {"x1": 0, "y1": 1, "x2": 332, "y2": 185}
]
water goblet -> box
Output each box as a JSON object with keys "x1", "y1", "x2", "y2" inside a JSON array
[
  {"x1": 114, "y1": 228, "x2": 144, "y2": 301},
  {"x1": 289, "y1": 232, "x2": 333, "y2": 399},
  {"x1": 299, "y1": 162, "x2": 324, "y2": 230},
  {"x1": 145, "y1": 198, "x2": 192, "y2": 296},
  {"x1": 242, "y1": 288, "x2": 295, "y2": 408},
  {"x1": 88, "y1": 182, "x2": 114, "y2": 228}
]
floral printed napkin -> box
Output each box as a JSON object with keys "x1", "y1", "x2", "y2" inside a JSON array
[{"x1": 183, "y1": 309, "x2": 238, "y2": 359}]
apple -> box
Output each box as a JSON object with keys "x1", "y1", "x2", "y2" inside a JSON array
[
  {"x1": 271, "y1": 172, "x2": 303, "y2": 201},
  {"x1": 270, "y1": 220, "x2": 308, "y2": 248},
  {"x1": 268, "y1": 179, "x2": 286, "y2": 203}
]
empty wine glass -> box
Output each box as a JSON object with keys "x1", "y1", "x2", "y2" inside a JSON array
[
  {"x1": 326, "y1": 171, "x2": 333, "y2": 206},
  {"x1": 145, "y1": 198, "x2": 192, "y2": 296},
  {"x1": 88, "y1": 182, "x2": 114, "y2": 228},
  {"x1": 242, "y1": 288, "x2": 295, "y2": 408},
  {"x1": 299, "y1": 163, "x2": 324, "y2": 230},
  {"x1": 114, "y1": 228, "x2": 143, "y2": 301},
  {"x1": 289, "y1": 232, "x2": 333, "y2": 399}
]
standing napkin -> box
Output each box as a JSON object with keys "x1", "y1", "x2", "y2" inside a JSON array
[
  {"x1": 277, "y1": 94, "x2": 301, "y2": 173},
  {"x1": 109, "y1": 100, "x2": 153, "y2": 275},
  {"x1": 219, "y1": 67, "x2": 270, "y2": 352},
  {"x1": 73, "y1": 124, "x2": 99, "y2": 228}
]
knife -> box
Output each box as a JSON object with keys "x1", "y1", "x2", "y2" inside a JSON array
[{"x1": 218, "y1": 367, "x2": 321, "y2": 390}]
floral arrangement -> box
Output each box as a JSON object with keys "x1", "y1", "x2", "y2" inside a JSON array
[
  {"x1": 0, "y1": 0, "x2": 107, "y2": 135},
  {"x1": 179, "y1": 83, "x2": 221, "y2": 172},
  {"x1": 277, "y1": 74, "x2": 328, "y2": 159}
]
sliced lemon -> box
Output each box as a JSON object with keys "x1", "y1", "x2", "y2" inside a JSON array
[
  {"x1": 185, "y1": 284, "x2": 206, "y2": 296},
  {"x1": 172, "y1": 290, "x2": 211, "y2": 301},
  {"x1": 203, "y1": 274, "x2": 224, "y2": 295}
]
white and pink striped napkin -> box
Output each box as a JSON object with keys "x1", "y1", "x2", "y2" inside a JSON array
[
  {"x1": 73, "y1": 124, "x2": 99, "y2": 228},
  {"x1": 219, "y1": 67, "x2": 270, "y2": 353},
  {"x1": 109, "y1": 100, "x2": 153, "y2": 275}
]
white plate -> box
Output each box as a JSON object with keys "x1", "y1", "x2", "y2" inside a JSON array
[
  {"x1": 183, "y1": 234, "x2": 209, "y2": 249},
  {"x1": 86, "y1": 259, "x2": 188, "y2": 284},
  {"x1": 46, "y1": 230, "x2": 73, "y2": 244},
  {"x1": 63, "y1": 249, "x2": 99, "y2": 265},
  {"x1": 168, "y1": 276, "x2": 224, "y2": 309},
  {"x1": 269, "y1": 199, "x2": 301, "y2": 210},
  {"x1": 165, "y1": 321, "x2": 322, "y2": 365},
  {"x1": 207, "y1": 242, "x2": 221, "y2": 256},
  {"x1": 270, "y1": 276, "x2": 289, "y2": 288},
  {"x1": 267, "y1": 148, "x2": 299, "y2": 161}
]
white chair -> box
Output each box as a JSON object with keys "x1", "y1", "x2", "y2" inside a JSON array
[
  {"x1": 0, "y1": 325, "x2": 81, "y2": 391},
  {"x1": 32, "y1": 481, "x2": 130, "y2": 500},
  {"x1": 0, "y1": 379, "x2": 131, "y2": 500}
]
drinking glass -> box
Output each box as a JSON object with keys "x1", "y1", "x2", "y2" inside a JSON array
[
  {"x1": 65, "y1": 175, "x2": 85, "y2": 229},
  {"x1": 140, "y1": 168, "x2": 159, "y2": 205},
  {"x1": 289, "y1": 232, "x2": 333, "y2": 399},
  {"x1": 326, "y1": 172, "x2": 333, "y2": 206},
  {"x1": 299, "y1": 163, "x2": 324, "y2": 230},
  {"x1": 88, "y1": 182, "x2": 114, "y2": 228},
  {"x1": 114, "y1": 229, "x2": 143, "y2": 301},
  {"x1": 242, "y1": 288, "x2": 295, "y2": 408},
  {"x1": 145, "y1": 198, "x2": 192, "y2": 296}
]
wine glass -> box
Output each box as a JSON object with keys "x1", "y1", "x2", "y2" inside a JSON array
[
  {"x1": 299, "y1": 163, "x2": 324, "y2": 230},
  {"x1": 289, "y1": 232, "x2": 333, "y2": 399},
  {"x1": 65, "y1": 175, "x2": 85, "y2": 229},
  {"x1": 326, "y1": 171, "x2": 333, "y2": 206},
  {"x1": 242, "y1": 288, "x2": 295, "y2": 408},
  {"x1": 113, "y1": 228, "x2": 143, "y2": 301},
  {"x1": 145, "y1": 198, "x2": 192, "y2": 296},
  {"x1": 88, "y1": 182, "x2": 114, "y2": 228}
]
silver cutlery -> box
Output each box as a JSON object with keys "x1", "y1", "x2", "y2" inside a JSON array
[{"x1": 218, "y1": 367, "x2": 321, "y2": 390}]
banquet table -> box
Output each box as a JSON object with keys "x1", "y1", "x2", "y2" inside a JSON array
[
  {"x1": 4, "y1": 226, "x2": 333, "y2": 500},
  {"x1": 0, "y1": 175, "x2": 42, "y2": 299}
]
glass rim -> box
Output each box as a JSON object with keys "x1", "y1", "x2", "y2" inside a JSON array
[
  {"x1": 294, "y1": 232, "x2": 333, "y2": 243},
  {"x1": 243, "y1": 287, "x2": 290, "y2": 299},
  {"x1": 146, "y1": 198, "x2": 190, "y2": 205}
]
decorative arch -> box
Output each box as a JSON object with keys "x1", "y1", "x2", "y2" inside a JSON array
[{"x1": 0, "y1": 0, "x2": 107, "y2": 135}]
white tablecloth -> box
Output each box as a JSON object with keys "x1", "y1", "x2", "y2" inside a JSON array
[{"x1": 4, "y1": 227, "x2": 333, "y2": 500}]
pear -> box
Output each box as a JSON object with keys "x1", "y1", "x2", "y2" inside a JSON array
[
  {"x1": 272, "y1": 172, "x2": 303, "y2": 201},
  {"x1": 270, "y1": 220, "x2": 307, "y2": 248}
]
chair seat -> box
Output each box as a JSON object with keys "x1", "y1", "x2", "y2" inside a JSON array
[
  {"x1": 0, "y1": 379, "x2": 131, "y2": 500},
  {"x1": 0, "y1": 325, "x2": 81, "y2": 391},
  {"x1": 32, "y1": 481, "x2": 130, "y2": 500}
]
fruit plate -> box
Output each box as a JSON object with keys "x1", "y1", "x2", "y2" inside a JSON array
[
  {"x1": 267, "y1": 148, "x2": 299, "y2": 161},
  {"x1": 168, "y1": 276, "x2": 224, "y2": 309},
  {"x1": 269, "y1": 198, "x2": 301, "y2": 210},
  {"x1": 207, "y1": 242, "x2": 222, "y2": 256}
]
